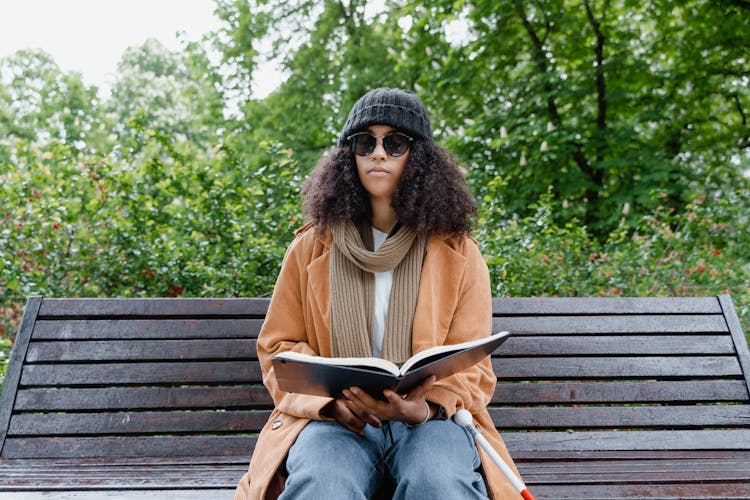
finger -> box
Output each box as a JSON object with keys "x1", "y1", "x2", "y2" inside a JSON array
[
  {"x1": 333, "y1": 400, "x2": 367, "y2": 434},
  {"x1": 342, "y1": 389, "x2": 368, "y2": 412},
  {"x1": 342, "y1": 415, "x2": 366, "y2": 435},
  {"x1": 346, "y1": 388, "x2": 386, "y2": 416},
  {"x1": 341, "y1": 393, "x2": 365, "y2": 418},
  {"x1": 343, "y1": 390, "x2": 382, "y2": 428},
  {"x1": 340, "y1": 417, "x2": 364, "y2": 435},
  {"x1": 347, "y1": 387, "x2": 380, "y2": 408},
  {"x1": 380, "y1": 388, "x2": 427, "y2": 424}
]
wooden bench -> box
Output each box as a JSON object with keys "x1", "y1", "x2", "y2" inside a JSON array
[{"x1": 1, "y1": 295, "x2": 749, "y2": 499}]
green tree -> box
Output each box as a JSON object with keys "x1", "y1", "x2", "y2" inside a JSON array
[
  {"x1": 107, "y1": 38, "x2": 225, "y2": 152},
  {"x1": 0, "y1": 50, "x2": 107, "y2": 161},
  {"x1": 399, "y1": 0, "x2": 749, "y2": 232},
  {"x1": 212, "y1": 0, "x2": 749, "y2": 233},
  {"x1": 212, "y1": 0, "x2": 412, "y2": 167}
]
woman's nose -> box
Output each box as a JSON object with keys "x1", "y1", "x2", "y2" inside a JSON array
[{"x1": 371, "y1": 138, "x2": 387, "y2": 159}]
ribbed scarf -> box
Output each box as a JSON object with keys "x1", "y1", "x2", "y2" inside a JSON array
[{"x1": 330, "y1": 220, "x2": 428, "y2": 364}]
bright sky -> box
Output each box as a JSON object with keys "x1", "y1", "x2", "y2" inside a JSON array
[{"x1": 0, "y1": 0, "x2": 283, "y2": 98}]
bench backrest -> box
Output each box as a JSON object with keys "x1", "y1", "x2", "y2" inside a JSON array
[{"x1": 1, "y1": 295, "x2": 748, "y2": 462}]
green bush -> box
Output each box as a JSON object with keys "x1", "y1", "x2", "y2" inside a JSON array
[{"x1": 0, "y1": 131, "x2": 303, "y2": 340}]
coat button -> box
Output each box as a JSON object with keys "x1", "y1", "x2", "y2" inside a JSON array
[{"x1": 271, "y1": 420, "x2": 283, "y2": 430}]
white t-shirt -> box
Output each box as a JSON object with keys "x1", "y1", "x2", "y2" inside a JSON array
[{"x1": 371, "y1": 227, "x2": 394, "y2": 358}]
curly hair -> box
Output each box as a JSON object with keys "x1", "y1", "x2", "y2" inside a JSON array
[{"x1": 301, "y1": 140, "x2": 477, "y2": 235}]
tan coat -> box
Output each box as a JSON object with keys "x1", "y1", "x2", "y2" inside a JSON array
[{"x1": 234, "y1": 225, "x2": 523, "y2": 499}]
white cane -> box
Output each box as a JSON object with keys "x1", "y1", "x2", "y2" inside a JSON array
[{"x1": 454, "y1": 409, "x2": 535, "y2": 500}]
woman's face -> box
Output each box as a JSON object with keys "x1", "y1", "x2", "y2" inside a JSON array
[{"x1": 354, "y1": 124, "x2": 410, "y2": 204}]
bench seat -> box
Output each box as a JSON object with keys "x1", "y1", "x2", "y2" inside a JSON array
[{"x1": 1, "y1": 295, "x2": 748, "y2": 499}]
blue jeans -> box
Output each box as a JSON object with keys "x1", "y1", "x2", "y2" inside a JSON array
[{"x1": 279, "y1": 419, "x2": 488, "y2": 499}]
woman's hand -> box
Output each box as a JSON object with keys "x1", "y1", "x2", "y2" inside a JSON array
[
  {"x1": 320, "y1": 397, "x2": 373, "y2": 435},
  {"x1": 339, "y1": 375, "x2": 437, "y2": 431}
]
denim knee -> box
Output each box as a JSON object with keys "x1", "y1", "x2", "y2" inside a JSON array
[
  {"x1": 280, "y1": 421, "x2": 383, "y2": 500},
  {"x1": 388, "y1": 420, "x2": 487, "y2": 500}
]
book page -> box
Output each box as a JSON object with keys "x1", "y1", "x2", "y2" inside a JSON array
[
  {"x1": 399, "y1": 331, "x2": 511, "y2": 375},
  {"x1": 273, "y1": 351, "x2": 401, "y2": 376}
]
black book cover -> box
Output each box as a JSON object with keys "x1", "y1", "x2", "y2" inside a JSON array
[{"x1": 271, "y1": 331, "x2": 511, "y2": 398}]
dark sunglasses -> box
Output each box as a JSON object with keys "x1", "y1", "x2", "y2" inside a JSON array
[{"x1": 347, "y1": 131, "x2": 414, "y2": 158}]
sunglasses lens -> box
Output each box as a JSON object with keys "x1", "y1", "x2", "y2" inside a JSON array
[
  {"x1": 384, "y1": 134, "x2": 410, "y2": 157},
  {"x1": 351, "y1": 134, "x2": 376, "y2": 156}
]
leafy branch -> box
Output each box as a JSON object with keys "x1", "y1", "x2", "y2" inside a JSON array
[{"x1": 512, "y1": 0, "x2": 601, "y2": 212}]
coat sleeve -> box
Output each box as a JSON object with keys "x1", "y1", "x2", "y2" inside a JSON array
[
  {"x1": 426, "y1": 238, "x2": 496, "y2": 417},
  {"x1": 256, "y1": 231, "x2": 333, "y2": 420}
]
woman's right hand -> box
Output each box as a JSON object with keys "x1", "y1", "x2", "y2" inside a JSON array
[
  {"x1": 321, "y1": 397, "x2": 382, "y2": 435},
  {"x1": 321, "y1": 375, "x2": 436, "y2": 434}
]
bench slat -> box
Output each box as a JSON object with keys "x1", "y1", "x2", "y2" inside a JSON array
[
  {"x1": 0, "y1": 464, "x2": 245, "y2": 488},
  {"x1": 16, "y1": 380, "x2": 745, "y2": 412},
  {"x1": 19, "y1": 357, "x2": 742, "y2": 386},
  {"x1": 520, "y1": 457, "x2": 750, "y2": 479},
  {"x1": 491, "y1": 296, "x2": 722, "y2": 315},
  {"x1": 26, "y1": 335, "x2": 735, "y2": 363},
  {"x1": 489, "y1": 405, "x2": 750, "y2": 429},
  {"x1": 492, "y1": 356, "x2": 743, "y2": 379},
  {"x1": 31, "y1": 314, "x2": 729, "y2": 340},
  {"x1": 32, "y1": 319, "x2": 263, "y2": 340},
  {"x1": 493, "y1": 450, "x2": 750, "y2": 461},
  {"x1": 14, "y1": 380, "x2": 747, "y2": 413},
  {"x1": 530, "y1": 483, "x2": 750, "y2": 499},
  {"x1": 40, "y1": 297, "x2": 723, "y2": 318},
  {"x1": 0, "y1": 490, "x2": 237, "y2": 499},
  {"x1": 19, "y1": 356, "x2": 743, "y2": 387},
  {"x1": 10, "y1": 405, "x2": 748, "y2": 436},
  {"x1": 14, "y1": 387, "x2": 273, "y2": 411},
  {"x1": 0, "y1": 456, "x2": 253, "y2": 467},
  {"x1": 9, "y1": 410, "x2": 271, "y2": 435},
  {"x1": 6, "y1": 458, "x2": 749, "y2": 485},
  {"x1": 38, "y1": 298, "x2": 270, "y2": 318},
  {"x1": 1, "y1": 461, "x2": 749, "y2": 499},
  {"x1": 502, "y1": 429, "x2": 750, "y2": 451},
  {"x1": 20, "y1": 362, "x2": 261, "y2": 386},
  {"x1": 494, "y1": 380, "x2": 750, "y2": 404},
  {"x1": 2, "y1": 436, "x2": 257, "y2": 459},
  {"x1": 498, "y1": 335, "x2": 736, "y2": 355},
  {"x1": 26, "y1": 339, "x2": 258, "y2": 362},
  {"x1": 7, "y1": 429, "x2": 750, "y2": 458},
  {"x1": 493, "y1": 314, "x2": 728, "y2": 334},
  {"x1": 16, "y1": 380, "x2": 748, "y2": 412}
]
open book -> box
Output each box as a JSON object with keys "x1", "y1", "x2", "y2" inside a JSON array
[{"x1": 271, "y1": 331, "x2": 511, "y2": 398}]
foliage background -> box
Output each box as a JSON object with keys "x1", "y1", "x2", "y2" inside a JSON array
[{"x1": 1, "y1": 0, "x2": 749, "y2": 383}]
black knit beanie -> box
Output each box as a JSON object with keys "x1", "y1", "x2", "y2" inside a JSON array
[{"x1": 338, "y1": 88, "x2": 432, "y2": 146}]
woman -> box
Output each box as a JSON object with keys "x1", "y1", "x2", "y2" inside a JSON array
[{"x1": 234, "y1": 88, "x2": 523, "y2": 499}]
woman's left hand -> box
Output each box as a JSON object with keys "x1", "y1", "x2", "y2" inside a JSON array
[{"x1": 342, "y1": 375, "x2": 436, "y2": 426}]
